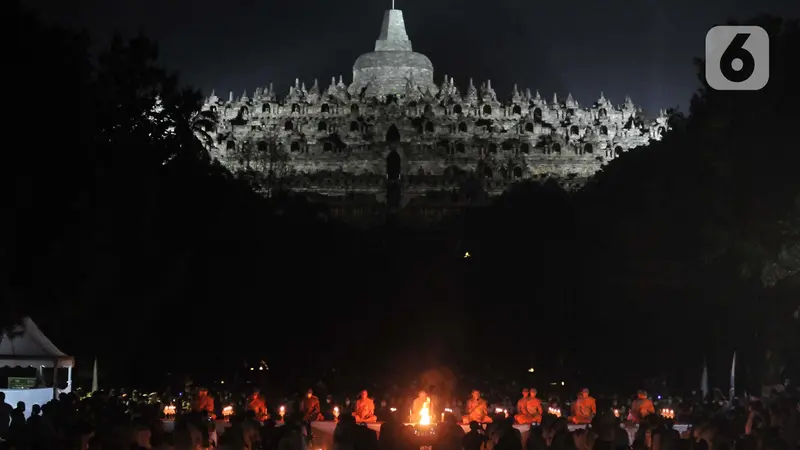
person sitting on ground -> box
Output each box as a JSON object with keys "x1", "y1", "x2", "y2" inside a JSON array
[
  {"x1": 462, "y1": 390, "x2": 493, "y2": 424},
  {"x1": 570, "y1": 388, "x2": 596, "y2": 425},
  {"x1": 354, "y1": 390, "x2": 378, "y2": 424}
]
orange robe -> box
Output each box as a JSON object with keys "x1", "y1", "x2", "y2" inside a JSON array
[
  {"x1": 570, "y1": 397, "x2": 596, "y2": 424},
  {"x1": 630, "y1": 398, "x2": 655, "y2": 423},
  {"x1": 193, "y1": 395, "x2": 216, "y2": 419},
  {"x1": 525, "y1": 397, "x2": 543, "y2": 423},
  {"x1": 354, "y1": 397, "x2": 377, "y2": 423},
  {"x1": 461, "y1": 398, "x2": 492, "y2": 424},
  {"x1": 302, "y1": 395, "x2": 323, "y2": 421},
  {"x1": 514, "y1": 396, "x2": 533, "y2": 424},
  {"x1": 247, "y1": 395, "x2": 267, "y2": 419}
]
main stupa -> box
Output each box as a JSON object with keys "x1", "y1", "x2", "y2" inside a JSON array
[{"x1": 349, "y1": 8, "x2": 438, "y2": 97}]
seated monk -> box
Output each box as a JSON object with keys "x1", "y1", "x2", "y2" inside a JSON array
[
  {"x1": 246, "y1": 389, "x2": 267, "y2": 420},
  {"x1": 514, "y1": 388, "x2": 532, "y2": 424},
  {"x1": 570, "y1": 388, "x2": 596, "y2": 424},
  {"x1": 629, "y1": 390, "x2": 655, "y2": 423},
  {"x1": 461, "y1": 390, "x2": 492, "y2": 424},
  {"x1": 517, "y1": 388, "x2": 543, "y2": 424},
  {"x1": 302, "y1": 388, "x2": 324, "y2": 422},
  {"x1": 354, "y1": 390, "x2": 378, "y2": 423},
  {"x1": 193, "y1": 388, "x2": 216, "y2": 419}
]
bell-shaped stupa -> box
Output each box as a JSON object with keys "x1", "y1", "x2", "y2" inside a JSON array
[{"x1": 349, "y1": 8, "x2": 437, "y2": 97}]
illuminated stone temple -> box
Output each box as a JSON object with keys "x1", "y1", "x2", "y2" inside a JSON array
[{"x1": 202, "y1": 8, "x2": 668, "y2": 223}]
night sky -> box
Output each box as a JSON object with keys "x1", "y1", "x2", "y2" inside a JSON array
[{"x1": 23, "y1": 0, "x2": 799, "y2": 116}]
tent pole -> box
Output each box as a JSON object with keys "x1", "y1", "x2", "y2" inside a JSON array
[
  {"x1": 52, "y1": 360, "x2": 59, "y2": 399},
  {"x1": 67, "y1": 366, "x2": 73, "y2": 393}
]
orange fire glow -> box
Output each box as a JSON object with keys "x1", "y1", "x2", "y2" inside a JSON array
[{"x1": 419, "y1": 398, "x2": 431, "y2": 425}]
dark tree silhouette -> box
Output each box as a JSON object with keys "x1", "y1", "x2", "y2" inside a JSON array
[
  {"x1": 577, "y1": 16, "x2": 799, "y2": 386},
  {"x1": 4, "y1": 5, "x2": 343, "y2": 380},
  {"x1": 451, "y1": 16, "x2": 799, "y2": 390}
]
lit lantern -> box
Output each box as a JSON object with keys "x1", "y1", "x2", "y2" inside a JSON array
[
  {"x1": 503, "y1": 409, "x2": 509, "y2": 418},
  {"x1": 163, "y1": 404, "x2": 176, "y2": 419},
  {"x1": 279, "y1": 405, "x2": 286, "y2": 421},
  {"x1": 613, "y1": 408, "x2": 620, "y2": 418},
  {"x1": 659, "y1": 408, "x2": 675, "y2": 419},
  {"x1": 222, "y1": 405, "x2": 233, "y2": 420},
  {"x1": 389, "y1": 407, "x2": 397, "y2": 412},
  {"x1": 333, "y1": 406, "x2": 340, "y2": 422}
]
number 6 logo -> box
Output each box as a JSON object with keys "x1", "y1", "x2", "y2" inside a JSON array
[{"x1": 705, "y1": 26, "x2": 769, "y2": 91}]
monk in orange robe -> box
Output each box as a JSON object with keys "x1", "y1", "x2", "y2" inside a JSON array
[
  {"x1": 570, "y1": 388, "x2": 596, "y2": 424},
  {"x1": 629, "y1": 390, "x2": 655, "y2": 423},
  {"x1": 193, "y1": 388, "x2": 216, "y2": 419},
  {"x1": 302, "y1": 388, "x2": 324, "y2": 421},
  {"x1": 354, "y1": 390, "x2": 378, "y2": 423},
  {"x1": 517, "y1": 388, "x2": 543, "y2": 424},
  {"x1": 514, "y1": 389, "x2": 532, "y2": 424},
  {"x1": 246, "y1": 389, "x2": 267, "y2": 420},
  {"x1": 461, "y1": 390, "x2": 492, "y2": 424}
]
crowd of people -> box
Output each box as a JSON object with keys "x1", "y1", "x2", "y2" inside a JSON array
[{"x1": 0, "y1": 383, "x2": 797, "y2": 450}]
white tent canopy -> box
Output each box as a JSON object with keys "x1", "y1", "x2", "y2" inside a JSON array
[{"x1": 0, "y1": 317, "x2": 74, "y2": 368}]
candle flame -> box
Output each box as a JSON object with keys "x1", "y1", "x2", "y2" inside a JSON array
[{"x1": 547, "y1": 407, "x2": 562, "y2": 418}]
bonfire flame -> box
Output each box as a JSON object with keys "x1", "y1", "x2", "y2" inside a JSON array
[{"x1": 419, "y1": 398, "x2": 431, "y2": 426}]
